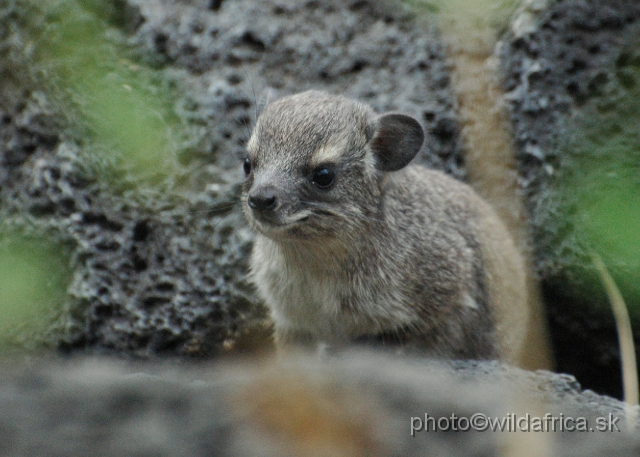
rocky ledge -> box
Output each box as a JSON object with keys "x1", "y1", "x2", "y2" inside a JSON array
[{"x1": 0, "y1": 352, "x2": 638, "y2": 457}]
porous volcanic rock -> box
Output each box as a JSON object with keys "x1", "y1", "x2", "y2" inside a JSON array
[
  {"x1": 500, "y1": 0, "x2": 640, "y2": 398},
  {"x1": 0, "y1": 0, "x2": 464, "y2": 356}
]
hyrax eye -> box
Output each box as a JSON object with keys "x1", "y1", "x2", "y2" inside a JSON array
[
  {"x1": 243, "y1": 157, "x2": 252, "y2": 176},
  {"x1": 312, "y1": 167, "x2": 335, "y2": 189}
]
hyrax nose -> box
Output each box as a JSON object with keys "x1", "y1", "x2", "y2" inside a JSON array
[{"x1": 248, "y1": 186, "x2": 279, "y2": 212}]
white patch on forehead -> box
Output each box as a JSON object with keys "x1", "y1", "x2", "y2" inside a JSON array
[
  {"x1": 246, "y1": 134, "x2": 258, "y2": 153},
  {"x1": 363, "y1": 148, "x2": 377, "y2": 173},
  {"x1": 461, "y1": 293, "x2": 479, "y2": 310},
  {"x1": 310, "y1": 136, "x2": 350, "y2": 166}
]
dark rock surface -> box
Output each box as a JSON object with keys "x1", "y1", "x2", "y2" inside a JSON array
[
  {"x1": 1, "y1": 0, "x2": 270, "y2": 357},
  {"x1": 0, "y1": 0, "x2": 464, "y2": 357},
  {"x1": 127, "y1": 0, "x2": 464, "y2": 176},
  {"x1": 0, "y1": 353, "x2": 638, "y2": 457},
  {"x1": 500, "y1": 0, "x2": 640, "y2": 398}
]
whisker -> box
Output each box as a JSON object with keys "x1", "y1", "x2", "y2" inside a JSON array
[
  {"x1": 188, "y1": 205, "x2": 238, "y2": 216},
  {"x1": 240, "y1": 67, "x2": 260, "y2": 124},
  {"x1": 237, "y1": 109, "x2": 254, "y2": 143},
  {"x1": 185, "y1": 197, "x2": 243, "y2": 217},
  {"x1": 300, "y1": 200, "x2": 385, "y2": 225}
]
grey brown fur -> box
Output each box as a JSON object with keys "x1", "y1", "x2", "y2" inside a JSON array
[{"x1": 243, "y1": 90, "x2": 529, "y2": 364}]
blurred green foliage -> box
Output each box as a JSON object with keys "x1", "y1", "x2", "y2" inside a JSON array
[
  {"x1": 536, "y1": 41, "x2": 640, "y2": 320},
  {"x1": 0, "y1": 231, "x2": 72, "y2": 351},
  {"x1": 542, "y1": 66, "x2": 640, "y2": 316},
  {"x1": 28, "y1": 0, "x2": 180, "y2": 181},
  {"x1": 0, "y1": 0, "x2": 183, "y2": 351}
]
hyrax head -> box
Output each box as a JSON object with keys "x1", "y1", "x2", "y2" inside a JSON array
[{"x1": 242, "y1": 90, "x2": 424, "y2": 240}]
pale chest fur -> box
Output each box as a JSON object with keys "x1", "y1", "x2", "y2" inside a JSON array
[
  {"x1": 250, "y1": 233, "x2": 424, "y2": 345},
  {"x1": 250, "y1": 236, "x2": 344, "y2": 339},
  {"x1": 251, "y1": 235, "x2": 400, "y2": 342}
]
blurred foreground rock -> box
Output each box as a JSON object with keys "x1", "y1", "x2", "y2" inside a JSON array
[{"x1": 0, "y1": 352, "x2": 638, "y2": 457}]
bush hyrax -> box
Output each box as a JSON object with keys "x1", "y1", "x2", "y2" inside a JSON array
[{"x1": 242, "y1": 90, "x2": 528, "y2": 364}]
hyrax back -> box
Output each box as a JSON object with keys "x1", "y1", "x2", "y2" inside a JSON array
[{"x1": 242, "y1": 90, "x2": 528, "y2": 365}]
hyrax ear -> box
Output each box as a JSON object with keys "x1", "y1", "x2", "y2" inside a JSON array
[{"x1": 369, "y1": 113, "x2": 424, "y2": 172}]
